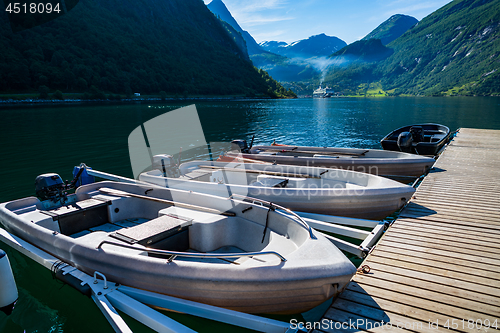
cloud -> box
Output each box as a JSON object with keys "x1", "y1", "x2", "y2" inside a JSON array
[
  {"x1": 225, "y1": 0, "x2": 293, "y2": 26},
  {"x1": 253, "y1": 30, "x2": 288, "y2": 42},
  {"x1": 233, "y1": 0, "x2": 289, "y2": 12},
  {"x1": 241, "y1": 15, "x2": 295, "y2": 26}
]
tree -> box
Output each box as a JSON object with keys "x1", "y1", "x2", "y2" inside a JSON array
[
  {"x1": 39, "y1": 85, "x2": 50, "y2": 99},
  {"x1": 53, "y1": 90, "x2": 64, "y2": 100}
]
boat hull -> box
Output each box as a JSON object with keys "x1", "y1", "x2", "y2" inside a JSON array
[
  {"x1": 140, "y1": 162, "x2": 416, "y2": 220},
  {"x1": 0, "y1": 181, "x2": 355, "y2": 314},
  {"x1": 380, "y1": 123, "x2": 451, "y2": 156},
  {"x1": 224, "y1": 146, "x2": 435, "y2": 177}
]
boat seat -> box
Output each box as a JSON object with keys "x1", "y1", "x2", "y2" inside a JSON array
[
  {"x1": 251, "y1": 175, "x2": 289, "y2": 188},
  {"x1": 182, "y1": 169, "x2": 212, "y2": 181},
  {"x1": 40, "y1": 198, "x2": 110, "y2": 235},
  {"x1": 314, "y1": 154, "x2": 340, "y2": 159},
  {"x1": 111, "y1": 214, "x2": 192, "y2": 251}
]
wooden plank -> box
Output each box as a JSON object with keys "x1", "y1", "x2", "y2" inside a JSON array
[
  {"x1": 367, "y1": 255, "x2": 500, "y2": 287},
  {"x1": 363, "y1": 262, "x2": 500, "y2": 302},
  {"x1": 404, "y1": 202, "x2": 500, "y2": 219},
  {"x1": 336, "y1": 290, "x2": 494, "y2": 333},
  {"x1": 406, "y1": 199, "x2": 500, "y2": 215},
  {"x1": 411, "y1": 197, "x2": 500, "y2": 213},
  {"x1": 394, "y1": 217, "x2": 500, "y2": 236},
  {"x1": 398, "y1": 213, "x2": 500, "y2": 228},
  {"x1": 417, "y1": 182, "x2": 500, "y2": 191},
  {"x1": 371, "y1": 249, "x2": 500, "y2": 282},
  {"x1": 411, "y1": 191, "x2": 500, "y2": 206},
  {"x1": 321, "y1": 307, "x2": 407, "y2": 333},
  {"x1": 350, "y1": 267, "x2": 500, "y2": 308},
  {"x1": 389, "y1": 222, "x2": 500, "y2": 245},
  {"x1": 327, "y1": 298, "x2": 428, "y2": 333},
  {"x1": 420, "y1": 180, "x2": 500, "y2": 190},
  {"x1": 396, "y1": 214, "x2": 500, "y2": 231},
  {"x1": 320, "y1": 129, "x2": 500, "y2": 330},
  {"x1": 393, "y1": 219, "x2": 500, "y2": 240},
  {"x1": 381, "y1": 235, "x2": 500, "y2": 266},
  {"x1": 382, "y1": 232, "x2": 500, "y2": 255},
  {"x1": 345, "y1": 284, "x2": 500, "y2": 330},
  {"x1": 400, "y1": 209, "x2": 500, "y2": 226},
  {"x1": 375, "y1": 243, "x2": 500, "y2": 274},
  {"x1": 411, "y1": 194, "x2": 500, "y2": 208},
  {"x1": 351, "y1": 275, "x2": 500, "y2": 317},
  {"x1": 404, "y1": 203, "x2": 500, "y2": 220},
  {"x1": 413, "y1": 185, "x2": 500, "y2": 196}
]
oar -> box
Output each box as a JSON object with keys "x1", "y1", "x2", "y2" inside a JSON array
[
  {"x1": 198, "y1": 165, "x2": 321, "y2": 179},
  {"x1": 220, "y1": 155, "x2": 272, "y2": 165},
  {"x1": 98, "y1": 187, "x2": 236, "y2": 216},
  {"x1": 258, "y1": 148, "x2": 369, "y2": 157}
]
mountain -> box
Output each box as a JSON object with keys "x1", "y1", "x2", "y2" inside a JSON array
[
  {"x1": 332, "y1": 39, "x2": 394, "y2": 62},
  {"x1": 260, "y1": 34, "x2": 347, "y2": 58},
  {"x1": 324, "y1": 0, "x2": 500, "y2": 96},
  {"x1": 362, "y1": 14, "x2": 418, "y2": 45},
  {"x1": 0, "y1": 0, "x2": 292, "y2": 97},
  {"x1": 378, "y1": 0, "x2": 500, "y2": 95},
  {"x1": 207, "y1": 0, "x2": 264, "y2": 55},
  {"x1": 259, "y1": 41, "x2": 288, "y2": 56},
  {"x1": 250, "y1": 52, "x2": 318, "y2": 82}
]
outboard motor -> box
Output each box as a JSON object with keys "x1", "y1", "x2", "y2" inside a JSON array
[
  {"x1": 35, "y1": 167, "x2": 87, "y2": 203},
  {"x1": 152, "y1": 154, "x2": 181, "y2": 178},
  {"x1": 230, "y1": 139, "x2": 249, "y2": 153},
  {"x1": 397, "y1": 132, "x2": 413, "y2": 153},
  {"x1": 0, "y1": 250, "x2": 18, "y2": 316},
  {"x1": 35, "y1": 173, "x2": 66, "y2": 202},
  {"x1": 410, "y1": 126, "x2": 424, "y2": 143}
]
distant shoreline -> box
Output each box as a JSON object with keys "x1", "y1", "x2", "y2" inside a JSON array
[{"x1": 0, "y1": 95, "x2": 277, "y2": 107}]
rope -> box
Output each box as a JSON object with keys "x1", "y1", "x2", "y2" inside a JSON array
[{"x1": 356, "y1": 265, "x2": 371, "y2": 274}]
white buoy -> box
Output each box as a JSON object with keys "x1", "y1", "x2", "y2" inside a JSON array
[{"x1": 0, "y1": 249, "x2": 18, "y2": 315}]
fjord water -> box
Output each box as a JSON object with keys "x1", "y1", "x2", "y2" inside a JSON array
[{"x1": 0, "y1": 97, "x2": 499, "y2": 332}]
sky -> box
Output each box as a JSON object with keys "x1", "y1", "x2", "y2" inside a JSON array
[{"x1": 204, "y1": 0, "x2": 452, "y2": 44}]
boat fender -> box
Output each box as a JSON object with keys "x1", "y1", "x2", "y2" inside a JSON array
[
  {"x1": 72, "y1": 165, "x2": 95, "y2": 187},
  {"x1": 0, "y1": 250, "x2": 18, "y2": 315},
  {"x1": 397, "y1": 132, "x2": 413, "y2": 153},
  {"x1": 52, "y1": 262, "x2": 91, "y2": 297}
]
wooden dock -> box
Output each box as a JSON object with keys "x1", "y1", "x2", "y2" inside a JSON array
[{"x1": 316, "y1": 128, "x2": 500, "y2": 333}]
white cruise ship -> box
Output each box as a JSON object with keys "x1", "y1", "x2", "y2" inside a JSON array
[{"x1": 312, "y1": 85, "x2": 334, "y2": 98}]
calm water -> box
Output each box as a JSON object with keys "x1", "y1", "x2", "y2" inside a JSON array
[{"x1": 0, "y1": 97, "x2": 499, "y2": 332}]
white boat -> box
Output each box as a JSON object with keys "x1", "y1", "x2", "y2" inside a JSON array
[
  {"x1": 313, "y1": 85, "x2": 334, "y2": 98},
  {"x1": 223, "y1": 140, "x2": 436, "y2": 178},
  {"x1": 139, "y1": 157, "x2": 416, "y2": 220},
  {"x1": 0, "y1": 177, "x2": 356, "y2": 314}
]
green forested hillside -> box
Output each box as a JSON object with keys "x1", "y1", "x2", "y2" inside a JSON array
[
  {"x1": 0, "y1": 0, "x2": 291, "y2": 98},
  {"x1": 250, "y1": 52, "x2": 318, "y2": 82},
  {"x1": 332, "y1": 39, "x2": 393, "y2": 62},
  {"x1": 362, "y1": 14, "x2": 418, "y2": 45},
  {"x1": 378, "y1": 0, "x2": 500, "y2": 95},
  {"x1": 323, "y1": 0, "x2": 500, "y2": 96}
]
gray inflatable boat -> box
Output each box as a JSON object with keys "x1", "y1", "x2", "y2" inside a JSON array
[{"x1": 0, "y1": 180, "x2": 355, "y2": 314}]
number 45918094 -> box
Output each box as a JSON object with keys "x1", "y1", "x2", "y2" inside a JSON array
[{"x1": 6, "y1": 3, "x2": 61, "y2": 14}]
